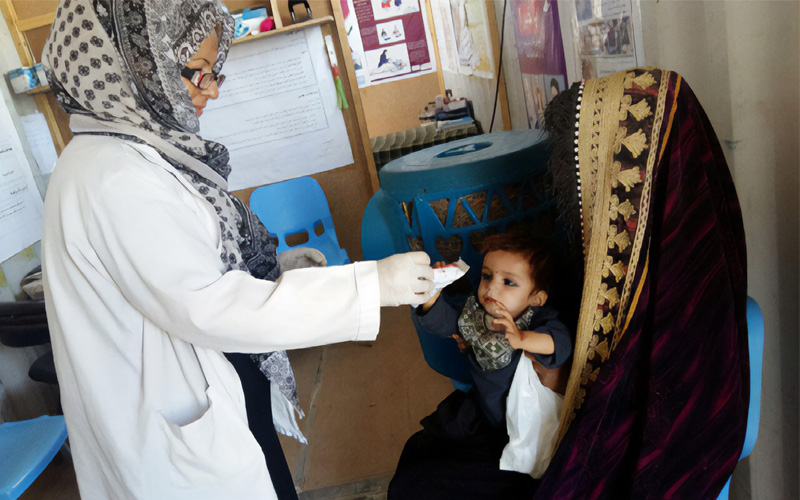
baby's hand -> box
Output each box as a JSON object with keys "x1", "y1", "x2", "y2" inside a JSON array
[
  {"x1": 505, "y1": 328, "x2": 525, "y2": 350},
  {"x1": 490, "y1": 301, "x2": 522, "y2": 338},
  {"x1": 420, "y1": 261, "x2": 447, "y2": 311},
  {"x1": 420, "y1": 262, "x2": 448, "y2": 311},
  {"x1": 491, "y1": 302, "x2": 529, "y2": 350},
  {"x1": 452, "y1": 334, "x2": 470, "y2": 354}
]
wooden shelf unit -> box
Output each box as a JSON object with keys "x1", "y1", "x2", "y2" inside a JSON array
[{"x1": 232, "y1": 16, "x2": 334, "y2": 45}]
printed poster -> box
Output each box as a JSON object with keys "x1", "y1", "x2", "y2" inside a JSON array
[
  {"x1": 448, "y1": 0, "x2": 494, "y2": 78},
  {"x1": 572, "y1": 0, "x2": 644, "y2": 79},
  {"x1": 341, "y1": 0, "x2": 436, "y2": 86},
  {"x1": 512, "y1": 0, "x2": 567, "y2": 129}
]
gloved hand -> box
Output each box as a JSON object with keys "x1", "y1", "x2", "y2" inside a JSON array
[{"x1": 376, "y1": 252, "x2": 435, "y2": 307}]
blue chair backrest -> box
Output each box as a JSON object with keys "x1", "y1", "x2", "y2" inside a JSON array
[
  {"x1": 250, "y1": 177, "x2": 350, "y2": 266},
  {"x1": 0, "y1": 414, "x2": 68, "y2": 499},
  {"x1": 742, "y1": 297, "x2": 763, "y2": 460},
  {"x1": 716, "y1": 296, "x2": 763, "y2": 500}
]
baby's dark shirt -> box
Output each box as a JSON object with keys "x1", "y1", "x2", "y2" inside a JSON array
[{"x1": 416, "y1": 298, "x2": 572, "y2": 369}]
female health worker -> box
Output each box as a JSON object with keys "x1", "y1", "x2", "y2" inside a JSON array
[{"x1": 40, "y1": 0, "x2": 433, "y2": 498}]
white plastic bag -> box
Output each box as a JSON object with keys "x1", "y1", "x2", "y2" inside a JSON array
[{"x1": 500, "y1": 356, "x2": 563, "y2": 478}]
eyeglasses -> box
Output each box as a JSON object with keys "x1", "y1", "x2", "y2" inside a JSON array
[{"x1": 180, "y1": 67, "x2": 225, "y2": 89}]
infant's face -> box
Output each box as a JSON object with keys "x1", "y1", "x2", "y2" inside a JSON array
[{"x1": 478, "y1": 250, "x2": 540, "y2": 322}]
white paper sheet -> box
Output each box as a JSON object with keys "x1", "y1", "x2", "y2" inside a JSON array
[
  {"x1": 430, "y1": 0, "x2": 459, "y2": 74},
  {"x1": 199, "y1": 27, "x2": 353, "y2": 190},
  {"x1": 0, "y1": 98, "x2": 44, "y2": 263},
  {"x1": 20, "y1": 112, "x2": 58, "y2": 175}
]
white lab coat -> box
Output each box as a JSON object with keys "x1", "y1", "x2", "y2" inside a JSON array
[{"x1": 41, "y1": 135, "x2": 381, "y2": 499}]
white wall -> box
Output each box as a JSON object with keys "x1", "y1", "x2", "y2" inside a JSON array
[{"x1": 640, "y1": 2, "x2": 799, "y2": 498}]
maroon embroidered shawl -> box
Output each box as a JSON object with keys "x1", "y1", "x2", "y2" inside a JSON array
[{"x1": 536, "y1": 67, "x2": 749, "y2": 499}]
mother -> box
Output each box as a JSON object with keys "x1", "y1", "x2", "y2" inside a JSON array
[
  {"x1": 389, "y1": 67, "x2": 749, "y2": 499},
  {"x1": 40, "y1": 1, "x2": 433, "y2": 498}
]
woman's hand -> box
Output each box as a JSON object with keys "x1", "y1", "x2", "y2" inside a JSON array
[{"x1": 376, "y1": 252, "x2": 435, "y2": 306}]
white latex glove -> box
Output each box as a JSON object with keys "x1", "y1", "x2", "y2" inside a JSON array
[
  {"x1": 376, "y1": 251, "x2": 435, "y2": 307},
  {"x1": 278, "y1": 247, "x2": 327, "y2": 272}
]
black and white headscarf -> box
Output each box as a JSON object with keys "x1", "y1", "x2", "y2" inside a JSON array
[
  {"x1": 43, "y1": 0, "x2": 302, "y2": 418},
  {"x1": 458, "y1": 295, "x2": 536, "y2": 371}
]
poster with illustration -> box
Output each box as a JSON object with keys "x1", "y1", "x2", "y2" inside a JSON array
[
  {"x1": 570, "y1": 0, "x2": 644, "y2": 79},
  {"x1": 512, "y1": 0, "x2": 567, "y2": 129},
  {"x1": 521, "y1": 73, "x2": 547, "y2": 129},
  {"x1": 448, "y1": 0, "x2": 493, "y2": 78},
  {"x1": 366, "y1": 44, "x2": 412, "y2": 78},
  {"x1": 371, "y1": 0, "x2": 420, "y2": 20},
  {"x1": 543, "y1": 74, "x2": 565, "y2": 104},
  {"x1": 341, "y1": 0, "x2": 435, "y2": 86},
  {"x1": 377, "y1": 20, "x2": 406, "y2": 44}
]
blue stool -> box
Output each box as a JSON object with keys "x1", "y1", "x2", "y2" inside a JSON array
[
  {"x1": 362, "y1": 131, "x2": 554, "y2": 386},
  {"x1": 0, "y1": 415, "x2": 68, "y2": 500},
  {"x1": 250, "y1": 176, "x2": 350, "y2": 266}
]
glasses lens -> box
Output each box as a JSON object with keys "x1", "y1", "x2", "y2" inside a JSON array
[
  {"x1": 198, "y1": 72, "x2": 224, "y2": 89},
  {"x1": 199, "y1": 72, "x2": 214, "y2": 89}
]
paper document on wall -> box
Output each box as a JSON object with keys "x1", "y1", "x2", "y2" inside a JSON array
[
  {"x1": 199, "y1": 27, "x2": 353, "y2": 190},
  {"x1": 0, "y1": 97, "x2": 44, "y2": 263},
  {"x1": 21, "y1": 112, "x2": 58, "y2": 175}
]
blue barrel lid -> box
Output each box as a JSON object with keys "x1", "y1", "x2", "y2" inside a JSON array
[{"x1": 377, "y1": 130, "x2": 550, "y2": 198}]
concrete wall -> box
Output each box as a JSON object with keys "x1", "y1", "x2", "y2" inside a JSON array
[{"x1": 640, "y1": 2, "x2": 799, "y2": 498}]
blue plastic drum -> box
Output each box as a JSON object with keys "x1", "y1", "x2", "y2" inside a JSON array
[{"x1": 361, "y1": 130, "x2": 555, "y2": 385}]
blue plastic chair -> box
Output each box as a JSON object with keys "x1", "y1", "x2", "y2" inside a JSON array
[
  {"x1": 0, "y1": 415, "x2": 68, "y2": 500},
  {"x1": 717, "y1": 297, "x2": 764, "y2": 500},
  {"x1": 250, "y1": 177, "x2": 350, "y2": 266}
]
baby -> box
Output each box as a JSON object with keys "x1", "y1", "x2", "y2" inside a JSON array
[{"x1": 417, "y1": 230, "x2": 572, "y2": 431}]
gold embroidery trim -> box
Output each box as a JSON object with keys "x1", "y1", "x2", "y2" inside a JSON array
[
  {"x1": 614, "y1": 127, "x2": 649, "y2": 158},
  {"x1": 610, "y1": 195, "x2": 636, "y2": 221},
  {"x1": 619, "y1": 95, "x2": 653, "y2": 122},
  {"x1": 613, "y1": 70, "x2": 674, "y2": 345},
  {"x1": 556, "y1": 69, "x2": 627, "y2": 443},
  {"x1": 624, "y1": 71, "x2": 657, "y2": 90},
  {"x1": 610, "y1": 161, "x2": 642, "y2": 191}
]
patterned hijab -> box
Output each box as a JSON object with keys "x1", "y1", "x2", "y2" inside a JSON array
[
  {"x1": 535, "y1": 67, "x2": 749, "y2": 498},
  {"x1": 43, "y1": 0, "x2": 302, "y2": 417}
]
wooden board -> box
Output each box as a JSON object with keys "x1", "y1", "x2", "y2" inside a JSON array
[{"x1": 360, "y1": 73, "x2": 442, "y2": 138}]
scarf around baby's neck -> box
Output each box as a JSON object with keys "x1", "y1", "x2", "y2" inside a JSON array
[{"x1": 458, "y1": 295, "x2": 536, "y2": 371}]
